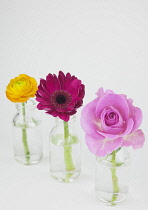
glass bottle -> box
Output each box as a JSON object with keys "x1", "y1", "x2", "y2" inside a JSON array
[
  {"x1": 49, "y1": 116, "x2": 81, "y2": 183},
  {"x1": 95, "y1": 147, "x2": 130, "y2": 205},
  {"x1": 12, "y1": 99, "x2": 43, "y2": 165}
]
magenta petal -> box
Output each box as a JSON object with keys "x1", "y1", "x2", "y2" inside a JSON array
[
  {"x1": 36, "y1": 71, "x2": 85, "y2": 121},
  {"x1": 81, "y1": 99, "x2": 105, "y2": 140},
  {"x1": 46, "y1": 75, "x2": 58, "y2": 92},
  {"x1": 64, "y1": 78, "x2": 72, "y2": 89},
  {"x1": 36, "y1": 97, "x2": 44, "y2": 102},
  {"x1": 37, "y1": 100, "x2": 52, "y2": 106},
  {"x1": 66, "y1": 72, "x2": 71, "y2": 78},
  {"x1": 47, "y1": 110, "x2": 59, "y2": 117},
  {"x1": 67, "y1": 110, "x2": 77, "y2": 115},
  {"x1": 70, "y1": 88, "x2": 79, "y2": 100},
  {"x1": 64, "y1": 75, "x2": 73, "y2": 89},
  {"x1": 59, "y1": 71, "x2": 66, "y2": 78},
  {"x1": 56, "y1": 108, "x2": 66, "y2": 112},
  {"x1": 59, "y1": 113, "x2": 70, "y2": 122},
  {"x1": 58, "y1": 71, "x2": 65, "y2": 89},
  {"x1": 67, "y1": 79, "x2": 80, "y2": 93},
  {"x1": 37, "y1": 90, "x2": 50, "y2": 100},
  {"x1": 85, "y1": 134, "x2": 123, "y2": 157},
  {"x1": 122, "y1": 129, "x2": 145, "y2": 149},
  {"x1": 40, "y1": 79, "x2": 51, "y2": 96},
  {"x1": 96, "y1": 94, "x2": 129, "y2": 120},
  {"x1": 37, "y1": 103, "x2": 52, "y2": 111},
  {"x1": 66, "y1": 103, "x2": 75, "y2": 111},
  {"x1": 46, "y1": 80, "x2": 56, "y2": 92},
  {"x1": 75, "y1": 99, "x2": 83, "y2": 108},
  {"x1": 79, "y1": 84, "x2": 85, "y2": 99},
  {"x1": 53, "y1": 74, "x2": 61, "y2": 90},
  {"x1": 37, "y1": 103, "x2": 43, "y2": 110},
  {"x1": 46, "y1": 73, "x2": 53, "y2": 80}
]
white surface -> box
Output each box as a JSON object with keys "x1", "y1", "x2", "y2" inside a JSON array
[{"x1": 0, "y1": 0, "x2": 148, "y2": 209}]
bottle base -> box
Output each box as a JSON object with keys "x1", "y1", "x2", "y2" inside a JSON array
[
  {"x1": 96, "y1": 191, "x2": 128, "y2": 206},
  {"x1": 50, "y1": 170, "x2": 80, "y2": 183},
  {"x1": 14, "y1": 153, "x2": 43, "y2": 165}
]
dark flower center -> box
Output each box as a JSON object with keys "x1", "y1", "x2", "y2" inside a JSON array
[
  {"x1": 56, "y1": 94, "x2": 67, "y2": 104},
  {"x1": 50, "y1": 90, "x2": 72, "y2": 109}
]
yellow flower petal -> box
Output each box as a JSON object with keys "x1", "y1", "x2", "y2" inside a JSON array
[{"x1": 5, "y1": 74, "x2": 38, "y2": 103}]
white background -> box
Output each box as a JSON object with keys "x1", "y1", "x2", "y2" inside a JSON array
[{"x1": 0, "y1": 0, "x2": 148, "y2": 209}]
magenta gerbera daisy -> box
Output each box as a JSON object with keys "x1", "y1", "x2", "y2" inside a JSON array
[{"x1": 36, "y1": 71, "x2": 85, "y2": 121}]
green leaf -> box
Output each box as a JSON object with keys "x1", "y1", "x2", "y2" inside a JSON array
[
  {"x1": 116, "y1": 162, "x2": 124, "y2": 167},
  {"x1": 69, "y1": 135, "x2": 78, "y2": 144}
]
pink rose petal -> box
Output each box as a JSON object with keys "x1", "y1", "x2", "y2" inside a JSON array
[
  {"x1": 95, "y1": 88, "x2": 104, "y2": 97},
  {"x1": 122, "y1": 129, "x2": 145, "y2": 149},
  {"x1": 129, "y1": 107, "x2": 143, "y2": 133},
  {"x1": 105, "y1": 89, "x2": 115, "y2": 94},
  {"x1": 100, "y1": 107, "x2": 124, "y2": 134},
  {"x1": 96, "y1": 94, "x2": 129, "y2": 120},
  {"x1": 80, "y1": 88, "x2": 144, "y2": 157},
  {"x1": 80, "y1": 99, "x2": 105, "y2": 140},
  {"x1": 97, "y1": 118, "x2": 134, "y2": 139},
  {"x1": 85, "y1": 134, "x2": 123, "y2": 157}
]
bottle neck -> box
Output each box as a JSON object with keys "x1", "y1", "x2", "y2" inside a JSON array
[
  {"x1": 54, "y1": 115, "x2": 76, "y2": 125},
  {"x1": 13, "y1": 98, "x2": 40, "y2": 127},
  {"x1": 96, "y1": 147, "x2": 130, "y2": 166},
  {"x1": 15, "y1": 99, "x2": 36, "y2": 113}
]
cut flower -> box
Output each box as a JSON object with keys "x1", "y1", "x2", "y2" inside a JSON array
[
  {"x1": 36, "y1": 71, "x2": 85, "y2": 121},
  {"x1": 5, "y1": 74, "x2": 38, "y2": 164},
  {"x1": 81, "y1": 88, "x2": 145, "y2": 157},
  {"x1": 6, "y1": 74, "x2": 38, "y2": 103}
]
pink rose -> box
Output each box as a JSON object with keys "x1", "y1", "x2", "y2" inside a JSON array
[{"x1": 81, "y1": 88, "x2": 145, "y2": 157}]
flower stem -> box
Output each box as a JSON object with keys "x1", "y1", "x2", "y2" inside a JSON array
[
  {"x1": 63, "y1": 121, "x2": 75, "y2": 182},
  {"x1": 22, "y1": 102, "x2": 30, "y2": 164},
  {"x1": 111, "y1": 150, "x2": 119, "y2": 205}
]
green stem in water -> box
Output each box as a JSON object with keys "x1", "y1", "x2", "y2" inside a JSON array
[
  {"x1": 111, "y1": 150, "x2": 119, "y2": 205},
  {"x1": 63, "y1": 121, "x2": 75, "y2": 182},
  {"x1": 22, "y1": 102, "x2": 30, "y2": 164}
]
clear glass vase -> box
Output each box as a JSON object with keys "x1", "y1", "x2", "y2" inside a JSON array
[
  {"x1": 49, "y1": 116, "x2": 81, "y2": 183},
  {"x1": 12, "y1": 99, "x2": 43, "y2": 165},
  {"x1": 95, "y1": 147, "x2": 130, "y2": 205}
]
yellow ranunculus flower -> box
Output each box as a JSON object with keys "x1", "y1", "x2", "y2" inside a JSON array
[{"x1": 6, "y1": 74, "x2": 38, "y2": 103}]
